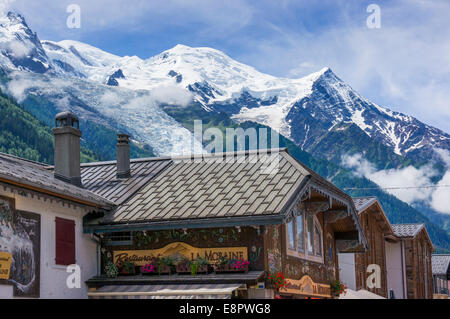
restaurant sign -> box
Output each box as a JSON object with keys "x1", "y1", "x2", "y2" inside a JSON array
[
  {"x1": 0, "y1": 252, "x2": 12, "y2": 280},
  {"x1": 113, "y1": 242, "x2": 248, "y2": 266},
  {"x1": 279, "y1": 275, "x2": 331, "y2": 298}
]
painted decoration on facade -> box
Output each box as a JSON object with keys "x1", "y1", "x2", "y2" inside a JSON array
[
  {"x1": 0, "y1": 252, "x2": 12, "y2": 279},
  {"x1": 113, "y1": 242, "x2": 248, "y2": 266},
  {"x1": 0, "y1": 197, "x2": 41, "y2": 298},
  {"x1": 279, "y1": 275, "x2": 331, "y2": 298},
  {"x1": 133, "y1": 228, "x2": 240, "y2": 247},
  {"x1": 267, "y1": 248, "x2": 282, "y2": 273}
]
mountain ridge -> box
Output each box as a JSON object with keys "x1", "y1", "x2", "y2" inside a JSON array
[{"x1": 1, "y1": 11, "x2": 449, "y2": 245}]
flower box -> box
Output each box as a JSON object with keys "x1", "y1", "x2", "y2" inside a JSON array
[
  {"x1": 213, "y1": 264, "x2": 249, "y2": 273},
  {"x1": 156, "y1": 265, "x2": 173, "y2": 275},
  {"x1": 176, "y1": 264, "x2": 191, "y2": 274},
  {"x1": 176, "y1": 264, "x2": 209, "y2": 275}
]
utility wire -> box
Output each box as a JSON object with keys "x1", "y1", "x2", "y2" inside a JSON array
[{"x1": 343, "y1": 185, "x2": 450, "y2": 190}]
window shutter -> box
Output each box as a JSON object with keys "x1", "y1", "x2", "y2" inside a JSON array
[{"x1": 55, "y1": 217, "x2": 75, "y2": 265}]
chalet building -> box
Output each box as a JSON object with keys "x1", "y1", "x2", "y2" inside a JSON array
[
  {"x1": 0, "y1": 113, "x2": 112, "y2": 298},
  {"x1": 338, "y1": 197, "x2": 396, "y2": 298},
  {"x1": 0, "y1": 111, "x2": 437, "y2": 299},
  {"x1": 431, "y1": 254, "x2": 450, "y2": 299},
  {"x1": 338, "y1": 198, "x2": 436, "y2": 299},
  {"x1": 387, "y1": 224, "x2": 434, "y2": 299},
  {"x1": 81, "y1": 145, "x2": 368, "y2": 299}
]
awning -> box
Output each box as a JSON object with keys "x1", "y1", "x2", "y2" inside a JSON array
[
  {"x1": 339, "y1": 289, "x2": 385, "y2": 299},
  {"x1": 88, "y1": 283, "x2": 243, "y2": 299}
]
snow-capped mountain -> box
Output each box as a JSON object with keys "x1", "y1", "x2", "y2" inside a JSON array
[
  {"x1": 1, "y1": 11, "x2": 449, "y2": 164},
  {"x1": 0, "y1": 12, "x2": 50, "y2": 73}
]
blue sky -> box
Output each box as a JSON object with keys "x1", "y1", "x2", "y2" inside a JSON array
[{"x1": 4, "y1": 0, "x2": 450, "y2": 133}]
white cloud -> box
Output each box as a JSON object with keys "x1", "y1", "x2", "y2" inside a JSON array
[
  {"x1": 342, "y1": 153, "x2": 450, "y2": 214},
  {"x1": 149, "y1": 85, "x2": 192, "y2": 107},
  {"x1": 0, "y1": 0, "x2": 15, "y2": 14},
  {"x1": 8, "y1": 40, "x2": 30, "y2": 58}
]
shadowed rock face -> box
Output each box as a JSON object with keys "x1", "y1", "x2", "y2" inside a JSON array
[
  {"x1": 106, "y1": 69, "x2": 125, "y2": 86},
  {"x1": 0, "y1": 12, "x2": 50, "y2": 74}
]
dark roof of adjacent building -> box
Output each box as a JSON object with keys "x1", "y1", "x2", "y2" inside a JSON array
[
  {"x1": 353, "y1": 197, "x2": 377, "y2": 212},
  {"x1": 432, "y1": 255, "x2": 450, "y2": 275},
  {"x1": 391, "y1": 223, "x2": 424, "y2": 238},
  {"x1": 0, "y1": 152, "x2": 112, "y2": 208},
  {"x1": 80, "y1": 158, "x2": 172, "y2": 205}
]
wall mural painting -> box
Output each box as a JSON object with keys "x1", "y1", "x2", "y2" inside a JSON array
[{"x1": 0, "y1": 196, "x2": 40, "y2": 298}]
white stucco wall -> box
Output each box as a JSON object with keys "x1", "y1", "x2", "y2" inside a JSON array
[
  {"x1": 338, "y1": 253, "x2": 356, "y2": 290},
  {"x1": 0, "y1": 189, "x2": 98, "y2": 299},
  {"x1": 385, "y1": 241, "x2": 405, "y2": 299}
]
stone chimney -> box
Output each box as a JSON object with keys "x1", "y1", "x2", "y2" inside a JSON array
[
  {"x1": 116, "y1": 134, "x2": 131, "y2": 178},
  {"x1": 53, "y1": 111, "x2": 82, "y2": 187}
]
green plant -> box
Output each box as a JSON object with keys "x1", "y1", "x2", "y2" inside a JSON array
[
  {"x1": 105, "y1": 262, "x2": 119, "y2": 278},
  {"x1": 190, "y1": 262, "x2": 199, "y2": 276},
  {"x1": 217, "y1": 255, "x2": 228, "y2": 266},
  {"x1": 330, "y1": 279, "x2": 347, "y2": 296},
  {"x1": 267, "y1": 272, "x2": 286, "y2": 290},
  {"x1": 195, "y1": 257, "x2": 209, "y2": 266},
  {"x1": 121, "y1": 261, "x2": 135, "y2": 274},
  {"x1": 160, "y1": 256, "x2": 174, "y2": 267}
]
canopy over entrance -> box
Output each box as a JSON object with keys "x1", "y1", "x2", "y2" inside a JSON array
[{"x1": 88, "y1": 283, "x2": 243, "y2": 299}]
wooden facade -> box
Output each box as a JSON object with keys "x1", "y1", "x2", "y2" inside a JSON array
[
  {"x1": 353, "y1": 201, "x2": 395, "y2": 298},
  {"x1": 403, "y1": 229, "x2": 434, "y2": 299}
]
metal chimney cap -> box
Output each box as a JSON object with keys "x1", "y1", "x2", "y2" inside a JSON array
[
  {"x1": 55, "y1": 111, "x2": 79, "y2": 129},
  {"x1": 117, "y1": 133, "x2": 130, "y2": 144}
]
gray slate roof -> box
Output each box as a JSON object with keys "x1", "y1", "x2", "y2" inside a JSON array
[
  {"x1": 391, "y1": 223, "x2": 424, "y2": 238},
  {"x1": 353, "y1": 197, "x2": 377, "y2": 212},
  {"x1": 80, "y1": 158, "x2": 171, "y2": 205},
  {"x1": 107, "y1": 149, "x2": 310, "y2": 224},
  {"x1": 432, "y1": 255, "x2": 450, "y2": 275},
  {"x1": 0, "y1": 152, "x2": 112, "y2": 207}
]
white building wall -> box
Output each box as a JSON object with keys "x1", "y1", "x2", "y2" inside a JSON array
[
  {"x1": 338, "y1": 253, "x2": 356, "y2": 290},
  {"x1": 0, "y1": 189, "x2": 98, "y2": 299},
  {"x1": 385, "y1": 241, "x2": 405, "y2": 299}
]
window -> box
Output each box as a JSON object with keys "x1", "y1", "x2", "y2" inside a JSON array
[
  {"x1": 286, "y1": 210, "x2": 323, "y2": 262},
  {"x1": 296, "y1": 214, "x2": 305, "y2": 253},
  {"x1": 315, "y1": 223, "x2": 322, "y2": 256},
  {"x1": 55, "y1": 217, "x2": 75, "y2": 265},
  {"x1": 307, "y1": 214, "x2": 314, "y2": 254},
  {"x1": 288, "y1": 220, "x2": 295, "y2": 250}
]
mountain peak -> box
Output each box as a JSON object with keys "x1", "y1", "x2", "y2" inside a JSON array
[{"x1": 0, "y1": 11, "x2": 27, "y2": 27}]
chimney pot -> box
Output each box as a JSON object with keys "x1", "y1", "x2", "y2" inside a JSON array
[
  {"x1": 116, "y1": 133, "x2": 131, "y2": 179},
  {"x1": 53, "y1": 111, "x2": 82, "y2": 187}
]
